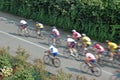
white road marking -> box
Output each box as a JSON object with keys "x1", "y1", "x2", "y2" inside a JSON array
[
  {"x1": 0, "y1": 30, "x2": 48, "y2": 50},
  {"x1": 0, "y1": 30, "x2": 114, "y2": 75}
]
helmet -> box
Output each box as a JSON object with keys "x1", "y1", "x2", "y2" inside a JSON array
[
  {"x1": 93, "y1": 42, "x2": 97, "y2": 45},
  {"x1": 50, "y1": 45, "x2": 54, "y2": 48},
  {"x1": 67, "y1": 35, "x2": 71, "y2": 38},
  {"x1": 82, "y1": 33, "x2": 86, "y2": 37},
  {"x1": 72, "y1": 29, "x2": 76, "y2": 32},
  {"x1": 36, "y1": 22, "x2": 39, "y2": 24},
  {"x1": 105, "y1": 40, "x2": 110, "y2": 43},
  {"x1": 52, "y1": 26, "x2": 56, "y2": 29}
]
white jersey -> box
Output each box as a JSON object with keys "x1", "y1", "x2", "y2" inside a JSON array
[
  {"x1": 20, "y1": 20, "x2": 27, "y2": 24},
  {"x1": 67, "y1": 38, "x2": 75, "y2": 43},
  {"x1": 86, "y1": 53, "x2": 96, "y2": 60},
  {"x1": 52, "y1": 29, "x2": 60, "y2": 36},
  {"x1": 49, "y1": 45, "x2": 58, "y2": 53}
]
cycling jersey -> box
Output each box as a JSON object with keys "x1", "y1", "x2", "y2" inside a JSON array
[
  {"x1": 52, "y1": 28, "x2": 60, "y2": 37},
  {"x1": 94, "y1": 44, "x2": 104, "y2": 53},
  {"x1": 72, "y1": 32, "x2": 81, "y2": 39},
  {"x1": 86, "y1": 53, "x2": 96, "y2": 60},
  {"x1": 49, "y1": 45, "x2": 59, "y2": 56},
  {"x1": 67, "y1": 38, "x2": 76, "y2": 48},
  {"x1": 108, "y1": 42, "x2": 118, "y2": 52}
]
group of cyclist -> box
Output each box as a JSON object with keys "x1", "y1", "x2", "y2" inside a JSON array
[{"x1": 19, "y1": 19, "x2": 120, "y2": 68}]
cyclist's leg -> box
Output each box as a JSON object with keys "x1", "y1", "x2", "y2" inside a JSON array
[
  {"x1": 96, "y1": 50, "x2": 103, "y2": 61},
  {"x1": 40, "y1": 28, "x2": 44, "y2": 35},
  {"x1": 85, "y1": 58, "x2": 93, "y2": 67},
  {"x1": 22, "y1": 24, "x2": 27, "y2": 32},
  {"x1": 69, "y1": 42, "x2": 76, "y2": 56},
  {"x1": 89, "y1": 60, "x2": 96, "y2": 68},
  {"x1": 51, "y1": 52, "x2": 58, "y2": 64},
  {"x1": 52, "y1": 34, "x2": 56, "y2": 45},
  {"x1": 109, "y1": 49, "x2": 115, "y2": 60}
]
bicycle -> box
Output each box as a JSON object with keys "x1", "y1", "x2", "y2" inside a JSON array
[
  {"x1": 80, "y1": 61, "x2": 102, "y2": 77},
  {"x1": 32, "y1": 28, "x2": 46, "y2": 40},
  {"x1": 43, "y1": 52, "x2": 61, "y2": 68},
  {"x1": 35, "y1": 30, "x2": 46, "y2": 40},
  {"x1": 48, "y1": 34, "x2": 61, "y2": 47},
  {"x1": 17, "y1": 25, "x2": 30, "y2": 37},
  {"x1": 97, "y1": 50, "x2": 120, "y2": 68},
  {"x1": 63, "y1": 47, "x2": 78, "y2": 58}
]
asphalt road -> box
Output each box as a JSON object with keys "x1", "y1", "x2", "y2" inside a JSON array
[{"x1": 0, "y1": 11, "x2": 118, "y2": 80}]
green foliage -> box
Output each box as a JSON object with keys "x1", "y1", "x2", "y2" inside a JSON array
[
  {"x1": 0, "y1": 47, "x2": 11, "y2": 68},
  {"x1": 15, "y1": 46, "x2": 30, "y2": 62},
  {"x1": 0, "y1": 55, "x2": 11, "y2": 68},
  {"x1": 0, "y1": 0, "x2": 120, "y2": 43},
  {"x1": 8, "y1": 69, "x2": 34, "y2": 80}
]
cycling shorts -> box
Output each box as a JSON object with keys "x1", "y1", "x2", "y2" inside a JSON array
[
  {"x1": 90, "y1": 59, "x2": 96, "y2": 64},
  {"x1": 70, "y1": 42, "x2": 75, "y2": 48},
  {"x1": 52, "y1": 52, "x2": 58, "y2": 56},
  {"x1": 40, "y1": 28, "x2": 44, "y2": 30},
  {"x1": 21, "y1": 24, "x2": 28, "y2": 29},
  {"x1": 52, "y1": 34, "x2": 59, "y2": 39},
  {"x1": 98, "y1": 50, "x2": 104, "y2": 54},
  {"x1": 37, "y1": 28, "x2": 44, "y2": 31}
]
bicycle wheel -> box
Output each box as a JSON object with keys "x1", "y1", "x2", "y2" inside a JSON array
[
  {"x1": 56, "y1": 38, "x2": 61, "y2": 47},
  {"x1": 75, "y1": 54, "x2": 85, "y2": 61},
  {"x1": 80, "y1": 62, "x2": 89, "y2": 73},
  {"x1": 62, "y1": 48, "x2": 70, "y2": 58},
  {"x1": 97, "y1": 58, "x2": 105, "y2": 67},
  {"x1": 43, "y1": 55, "x2": 50, "y2": 64},
  {"x1": 24, "y1": 28, "x2": 30, "y2": 37},
  {"x1": 39, "y1": 32, "x2": 46, "y2": 40},
  {"x1": 35, "y1": 31, "x2": 45, "y2": 40},
  {"x1": 93, "y1": 65, "x2": 102, "y2": 77},
  {"x1": 17, "y1": 27, "x2": 22, "y2": 35},
  {"x1": 48, "y1": 35, "x2": 53, "y2": 45},
  {"x1": 53, "y1": 58, "x2": 61, "y2": 68}
]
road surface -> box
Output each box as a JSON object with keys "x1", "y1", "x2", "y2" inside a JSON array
[{"x1": 0, "y1": 11, "x2": 118, "y2": 80}]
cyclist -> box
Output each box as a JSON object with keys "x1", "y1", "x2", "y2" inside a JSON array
[
  {"x1": 106, "y1": 40, "x2": 118, "y2": 60},
  {"x1": 72, "y1": 29, "x2": 81, "y2": 42},
  {"x1": 66, "y1": 35, "x2": 76, "y2": 56},
  {"x1": 45, "y1": 45, "x2": 59, "y2": 59},
  {"x1": 51, "y1": 26, "x2": 60, "y2": 45},
  {"x1": 93, "y1": 42, "x2": 105, "y2": 60},
  {"x1": 81, "y1": 33, "x2": 92, "y2": 49},
  {"x1": 85, "y1": 49, "x2": 96, "y2": 68},
  {"x1": 35, "y1": 22, "x2": 44, "y2": 36},
  {"x1": 19, "y1": 20, "x2": 28, "y2": 32}
]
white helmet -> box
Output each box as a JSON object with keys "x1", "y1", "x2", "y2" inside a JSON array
[
  {"x1": 52, "y1": 26, "x2": 56, "y2": 29},
  {"x1": 82, "y1": 33, "x2": 86, "y2": 37},
  {"x1": 67, "y1": 35, "x2": 71, "y2": 38},
  {"x1": 72, "y1": 29, "x2": 76, "y2": 32}
]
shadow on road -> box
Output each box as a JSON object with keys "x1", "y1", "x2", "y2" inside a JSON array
[
  {"x1": 38, "y1": 42, "x2": 49, "y2": 46},
  {"x1": 66, "y1": 67, "x2": 94, "y2": 77}
]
